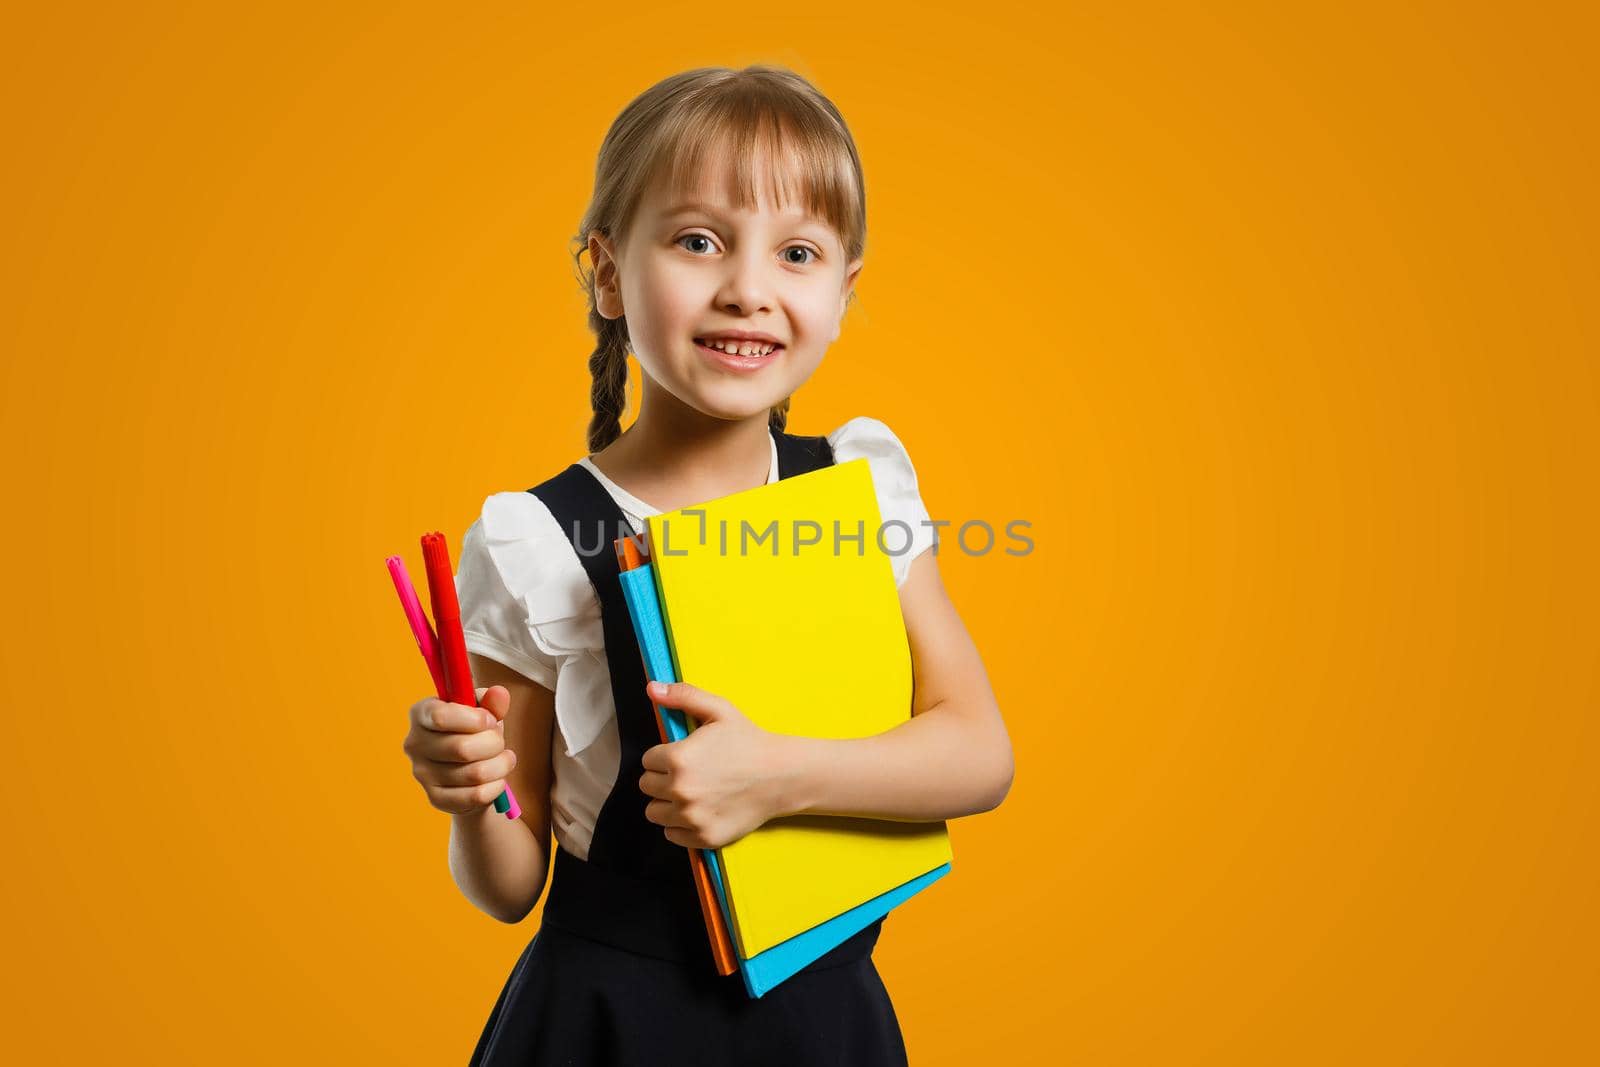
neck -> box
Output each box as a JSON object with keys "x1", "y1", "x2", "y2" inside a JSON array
[{"x1": 597, "y1": 380, "x2": 776, "y2": 506}]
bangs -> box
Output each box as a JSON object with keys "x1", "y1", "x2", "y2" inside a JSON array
[{"x1": 638, "y1": 95, "x2": 863, "y2": 258}]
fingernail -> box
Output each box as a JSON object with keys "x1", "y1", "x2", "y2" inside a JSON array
[{"x1": 647, "y1": 680, "x2": 665, "y2": 697}]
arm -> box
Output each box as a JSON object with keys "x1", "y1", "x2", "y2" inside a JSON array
[
  {"x1": 444, "y1": 653, "x2": 557, "y2": 923},
  {"x1": 640, "y1": 547, "x2": 1015, "y2": 848},
  {"x1": 770, "y1": 547, "x2": 1014, "y2": 822}
]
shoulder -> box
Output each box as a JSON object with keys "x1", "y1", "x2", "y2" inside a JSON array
[
  {"x1": 823, "y1": 416, "x2": 935, "y2": 587},
  {"x1": 457, "y1": 489, "x2": 603, "y2": 664},
  {"x1": 459, "y1": 492, "x2": 562, "y2": 614},
  {"x1": 825, "y1": 415, "x2": 916, "y2": 465},
  {"x1": 458, "y1": 488, "x2": 617, "y2": 761},
  {"x1": 825, "y1": 415, "x2": 928, "y2": 505}
]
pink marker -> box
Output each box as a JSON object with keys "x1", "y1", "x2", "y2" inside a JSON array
[
  {"x1": 387, "y1": 555, "x2": 521, "y2": 820},
  {"x1": 387, "y1": 556, "x2": 447, "y2": 695}
]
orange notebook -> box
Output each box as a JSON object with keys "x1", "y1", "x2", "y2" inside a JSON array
[{"x1": 613, "y1": 533, "x2": 738, "y2": 976}]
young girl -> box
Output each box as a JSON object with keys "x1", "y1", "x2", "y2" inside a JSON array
[{"x1": 402, "y1": 65, "x2": 1015, "y2": 1066}]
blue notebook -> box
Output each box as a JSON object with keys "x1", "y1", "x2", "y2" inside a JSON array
[{"x1": 618, "y1": 562, "x2": 950, "y2": 997}]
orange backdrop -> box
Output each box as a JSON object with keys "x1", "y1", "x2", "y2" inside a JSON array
[{"x1": 2, "y1": 2, "x2": 1595, "y2": 1063}]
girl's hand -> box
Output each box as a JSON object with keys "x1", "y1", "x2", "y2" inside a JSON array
[
  {"x1": 403, "y1": 686, "x2": 518, "y2": 815},
  {"x1": 639, "y1": 680, "x2": 788, "y2": 850}
]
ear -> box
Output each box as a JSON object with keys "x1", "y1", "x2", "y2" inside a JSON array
[
  {"x1": 833, "y1": 257, "x2": 864, "y2": 339},
  {"x1": 589, "y1": 230, "x2": 625, "y2": 320}
]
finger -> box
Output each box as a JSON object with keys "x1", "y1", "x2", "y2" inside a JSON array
[
  {"x1": 427, "y1": 779, "x2": 509, "y2": 814},
  {"x1": 646, "y1": 680, "x2": 694, "y2": 708},
  {"x1": 416, "y1": 726, "x2": 507, "y2": 764},
  {"x1": 639, "y1": 769, "x2": 671, "y2": 799},
  {"x1": 662, "y1": 826, "x2": 707, "y2": 850},
  {"x1": 645, "y1": 798, "x2": 687, "y2": 828},
  {"x1": 641, "y1": 742, "x2": 676, "y2": 773},
  {"x1": 412, "y1": 698, "x2": 496, "y2": 734},
  {"x1": 648, "y1": 681, "x2": 729, "y2": 724},
  {"x1": 475, "y1": 686, "x2": 510, "y2": 723},
  {"x1": 428, "y1": 749, "x2": 518, "y2": 788}
]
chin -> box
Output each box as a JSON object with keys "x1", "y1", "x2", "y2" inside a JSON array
[
  {"x1": 669, "y1": 374, "x2": 791, "y2": 422},
  {"x1": 688, "y1": 393, "x2": 786, "y2": 423}
]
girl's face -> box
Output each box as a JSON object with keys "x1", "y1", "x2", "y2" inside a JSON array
[{"x1": 590, "y1": 150, "x2": 862, "y2": 425}]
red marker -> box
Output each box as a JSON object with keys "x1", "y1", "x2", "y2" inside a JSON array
[{"x1": 421, "y1": 532, "x2": 520, "y2": 820}]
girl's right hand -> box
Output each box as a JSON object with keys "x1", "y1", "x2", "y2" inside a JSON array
[{"x1": 403, "y1": 686, "x2": 518, "y2": 815}]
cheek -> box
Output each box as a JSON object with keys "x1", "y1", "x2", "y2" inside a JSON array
[
  {"x1": 786, "y1": 346, "x2": 826, "y2": 381},
  {"x1": 634, "y1": 274, "x2": 705, "y2": 336},
  {"x1": 793, "y1": 295, "x2": 843, "y2": 343}
]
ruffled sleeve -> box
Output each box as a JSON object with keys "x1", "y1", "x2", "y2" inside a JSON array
[
  {"x1": 455, "y1": 491, "x2": 613, "y2": 758},
  {"x1": 826, "y1": 416, "x2": 937, "y2": 588}
]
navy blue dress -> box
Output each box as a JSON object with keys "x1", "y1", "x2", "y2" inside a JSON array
[{"x1": 468, "y1": 428, "x2": 909, "y2": 1067}]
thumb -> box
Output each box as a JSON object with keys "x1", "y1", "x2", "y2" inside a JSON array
[
  {"x1": 648, "y1": 680, "x2": 731, "y2": 724},
  {"x1": 474, "y1": 685, "x2": 511, "y2": 726}
]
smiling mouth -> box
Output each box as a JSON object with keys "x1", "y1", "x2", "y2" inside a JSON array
[{"x1": 694, "y1": 337, "x2": 784, "y2": 357}]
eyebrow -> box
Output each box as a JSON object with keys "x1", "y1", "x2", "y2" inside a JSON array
[
  {"x1": 661, "y1": 200, "x2": 828, "y2": 227},
  {"x1": 662, "y1": 200, "x2": 724, "y2": 218}
]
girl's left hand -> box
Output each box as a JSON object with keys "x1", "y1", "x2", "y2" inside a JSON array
[{"x1": 640, "y1": 680, "x2": 788, "y2": 850}]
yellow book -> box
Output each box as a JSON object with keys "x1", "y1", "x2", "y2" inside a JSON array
[{"x1": 645, "y1": 457, "x2": 953, "y2": 959}]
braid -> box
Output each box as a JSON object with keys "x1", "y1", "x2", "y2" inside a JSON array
[
  {"x1": 768, "y1": 395, "x2": 791, "y2": 434},
  {"x1": 586, "y1": 311, "x2": 630, "y2": 454}
]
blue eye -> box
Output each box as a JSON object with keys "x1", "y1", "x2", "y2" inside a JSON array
[{"x1": 676, "y1": 234, "x2": 818, "y2": 265}]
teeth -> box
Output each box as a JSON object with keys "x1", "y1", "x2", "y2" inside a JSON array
[{"x1": 702, "y1": 338, "x2": 776, "y2": 356}]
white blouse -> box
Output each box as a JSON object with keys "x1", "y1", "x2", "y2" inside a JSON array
[{"x1": 454, "y1": 415, "x2": 935, "y2": 861}]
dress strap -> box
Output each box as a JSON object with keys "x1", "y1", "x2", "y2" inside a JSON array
[
  {"x1": 774, "y1": 427, "x2": 835, "y2": 478},
  {"x1": 527, "y1": 463, "x2": 687, "y2": 878}
]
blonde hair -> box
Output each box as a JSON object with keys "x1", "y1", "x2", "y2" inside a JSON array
[{"x1": 571, "y1": 66, "x2": 867, "y2": 454}]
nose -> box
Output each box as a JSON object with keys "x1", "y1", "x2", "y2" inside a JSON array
[{"x1": 714, "y1": 244, "x2": 774, "y2": 316}]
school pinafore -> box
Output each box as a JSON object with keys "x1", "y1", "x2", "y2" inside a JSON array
[{"x1": 468, "y1": 428, "x2": 910, "y2": 1067}]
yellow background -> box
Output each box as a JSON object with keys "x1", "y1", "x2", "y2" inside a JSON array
[{"x1": 2, "y1": 2, "x2": 1594, "y2": 1063}]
